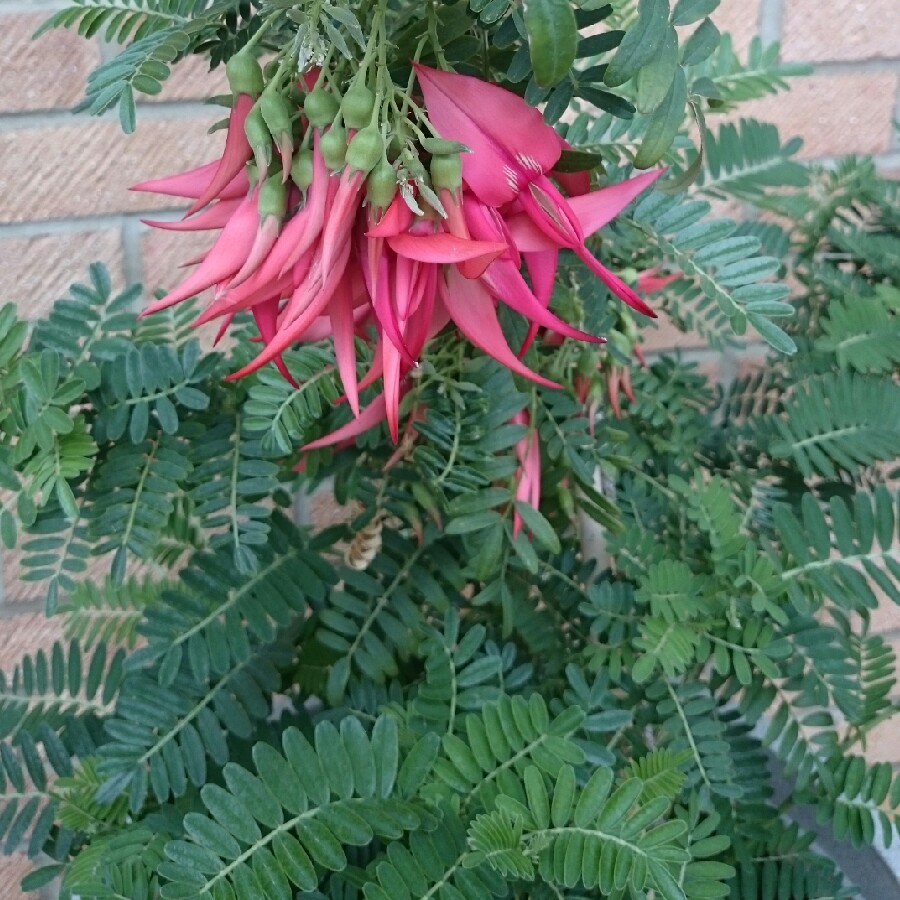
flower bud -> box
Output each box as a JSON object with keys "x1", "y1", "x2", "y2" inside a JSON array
[
  {"x1": 259, "y1": 84, "x2": 293, "y2": 142},
  {"x1": 258, "y1": 172, "x2": 288, "y2": 221},
  {"x1": 430, "y1": 153, "x2": 462, "y2": 192},
  {"x1": 303, "y1": 87, "x2": 340, "y2": 128},
  {"x1": 341, "y1": 83, "x2": 376, "y2": 130},
  {"x1": 320, "y1": 124, "x2": 348, "y2": 171},
  {"x1": 225, "y1": 50, "x2": 264, "y2": 97},
  {"x1": 244, "y1": 103, "x2": 273, "y2": 176},
  {"x1": 345, "y1": 126, "x2": 384, "y2": 175},
  {"x1": 291, "y1": 148, "x2": 314, "y2": 192},
  {"x1": 421, "y1": 137, "x2": 469, "y2": 156},
  {"x1": 366, "y1": 157, "x2": 398, "y2": 213}
]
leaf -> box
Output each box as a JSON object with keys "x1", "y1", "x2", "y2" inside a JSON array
[
  {"x1": 605, "y1": 0, "x2": 670, "y2": 88},
  {"x1": 635, "y1": 66, "x2": 687, "y2": 167},
  {"x1": 524, "y1": 0, "x2": 579, "y2": 87}
]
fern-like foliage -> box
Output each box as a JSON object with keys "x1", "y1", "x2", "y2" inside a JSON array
[
  {"x1": 425, "y1": 693, "x2": 585, "y2": 812},
  {"x1": 188, "y1": 413, "x2": 282, "y2": 574},
  {"x1": 92, "y1": 340, "x2": 214, "y2": 445},
  {"x1": 816, "y1": 284, "x2": 900, "y2": 373},
  {"x1": 242, "y1": 346, "x2": 343, "y2": 456},
  {"x1": 0, "y1": 641, "x2": 123, "y2": 742},
  {"x1": 689, "y1": 118, "x2": 808, "y2": 203},
  {"x1": 765, "y1": 373, "x2": 900, "y2": 478},
  {"x1": 61, "y1": 577, "x2": 162, "y2": 648},
  {"x1": 89, "y1": 430, "x2": 194, "y2": 581},
  {"x1": 156, "y1": 715, "x2": 427, "y2": 898},
  {"x1": 624, "y1": 190, "x2": 795, "y2": 351},
  {"x1": 469, "y1": 763, "x2": 733, "y2": 899},
  {"x1": 0, "y1": 727, "x2": 74, "y2": 858},
  {"x1": 317, "y1": 531, "x2": 461, "y2": 704},
  {"x1": 693, "y1": 35, "x2": 811, "y2": 107},
  {"x1": 134, "y1": 513, "x2": 333, "y2": 685},
  {"x1": 774, "y1": 488, "x2": 900, "y2": 614},
  {"x1": 96, "y1": 640, "x2": 287, "y2": 812}
]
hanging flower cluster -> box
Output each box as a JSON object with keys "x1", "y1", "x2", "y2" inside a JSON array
[{"x1": 135, "y1": 51, "x2": 662, "y2": 449}]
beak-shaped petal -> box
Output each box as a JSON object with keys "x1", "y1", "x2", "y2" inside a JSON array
[
  {"x1": 301, "y1": 396, "x2": 387, "y2": 451},
  {"x1": 387, "y1": 233, "x2": 507, "y2": 272},
  {"x1": 141, "y1": 199, "x2": 241, "y2": 232},
  {"x1": 568, "y1": 168, "x2": 664, "y2": 237},
  {"x1": 131, "y1": 161, "x2": 250, "y2": 201},
  {"x1": 440, "y1": 269, "x2": 559, "y2": 389},
  {"x1": 414, "y1": 63, "x2": 560, "y2": 206},
  {"x1": 185, "y1": 93, "x2": 255, "y2": 216},
  {"x1": 140, "y1": 192, "x2": 260, "y2": 315}
]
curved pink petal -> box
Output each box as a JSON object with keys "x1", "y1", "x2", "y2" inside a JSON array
[
  {"x1": 141, "y1": 199, "x2": 241, "y2": 232},
  {"x1": 414, "y1": 64, "x2": 560, "y2": 206},
  {"x1": 366, "y1": 194, "x2": 415, "y2": 238},
  {"x1": 440, "y1": 269, "x2": 559, "y2": 389},
  {"x1": 131, "y1": 160, "x2": 246, "y2": 199},
  {"x1": 330, "y1": 280, "x2": 360, "y2": 417},
  {"x1": 480, "y1": 258, "x2": 603, "y2": 346},
  {"x1": 141, "y1": 192, "x2": 260, "y2": 315},
  {"x1": 568, "y1": 169, "x2": 664, "y2": 237},
  {"x1": 301, "y1": 396, "x2": 387, "y2": 451},
  {"x1": 387, "y1": 232, "x2": 507, "y2": 271},
  {"x1": 575, "y1": 247, "x2": 656, "y2": 318},
  {"x1": 186, "y1": 93, "x2": 255, "y2": 216}
]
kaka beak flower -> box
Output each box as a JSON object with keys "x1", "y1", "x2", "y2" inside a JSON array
[{"x1": 415, "y1": 64, "x2": 664, "y2": 318}]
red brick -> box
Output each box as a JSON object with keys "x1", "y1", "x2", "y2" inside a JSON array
[
  {"x1": 0, "y1": 612, "x2": 66, "y2": 674},
  {"x1": 734, "y1": 73, "x2": 898, "y2": 159},
  {"x1": 711, "y1": 0, "x2": 761, "y2": 56},
  {"x1": 0, "y1": 115, "x2": 221, "y2": 225},
  {"x1": 140, "y1": 224, "x2": 217, "y2": 293},
  {"x1": 0, "y1": 230, "x2": 123, "y2": 320},
  {"x1": 863, "y1": 714, "x2": 900, "y2": 764},
  {"x1": 0, "y1": 853, "x2": 39, "y2": 900},
  {"x1": 783, "y1": 0, "x2": 899, "y2": 63},
  {"x1": 639, "y1": 310, "x2": 707, "y2": 353},
  {"x1": 0, "y1": 13, "x2": 99, "y2": 113}
]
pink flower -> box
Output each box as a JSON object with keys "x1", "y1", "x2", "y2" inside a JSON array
[
  {"x1": 510, "y1": 411, "x2": 540, "y2": 538},
  {"x1": 135, "y1": 63, "x2": 662, "y2": 460}
]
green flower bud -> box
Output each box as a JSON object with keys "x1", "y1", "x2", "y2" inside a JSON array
[
  {"x1": 366, "y1": 157, "x2": 398, "y2": 212},
  {"x1": 225, "y1": 50, "x2": 264, "y2": 97},
  {"x1": 258, "y1": 173, "x2": 288, "y2": 221},
  {"x1": 303, "y1": 88, "x2": 340, "y2": 128},
  {"x1": 341, "y1": 83, "x2": 376, "y2": 130},
  {"x1": 321, "y1": 125, "x2": 348, "y2": 171},
  {"x1": 421, "y1": 137, "x2": 469, "y2": 156},
  {"x1": 345, "y1": 126, "x2": 384, "y2": 175},
  {"x1": 291, "y1": 148, "x2": 314, "y2": 192},
  {"x1": 259, "y1": 84, "x2": 293, "y2": 141},
  {"x1": 430, "y1": 153, "x2": 462, "y2": 192},
  {"x1": 244, "y1": 103, "x2": 272, "y2": 175}
]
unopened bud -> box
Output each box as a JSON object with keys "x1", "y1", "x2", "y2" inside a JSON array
[
  {"x1": 244, "y1": 104, "x2": 273, "y2": 176},
  {"x1": 259, "y1": 84, "x2": 293, "y2": 142},
  {"x1": 345, "y1": 126, "x2": 384, "y2": 175},
  {"x1": 321, "y1": 124, "x2": 348, "y2": 170},
  {"x1": 291, "y1": 148, "x2": 314, "y2": 191},
  {"x1": 341, "y1": 83, "x2": 376, "y2": 130},
  {"x1": 225, "y1": 50, "x2": 264, "y2": 97},
  {"x1": 366, "y1": 157, "x2": 398, "y2": 212},
  {"x1": 258, "y1": 173, "x2": 288, "y2": 221},
  {"x1": 430, "y1": 153, "x2": 462, "y2": 192},
  {"x1": 303, "y1": 87, "x2": 340, "y2": 128},
  {"x1": 421, "y1": 137, "x2": 469, "y2": 156}
]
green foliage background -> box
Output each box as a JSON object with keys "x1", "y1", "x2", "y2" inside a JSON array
[{"x1": 0, "y1": 1, "x2": 897, "y2": 898}]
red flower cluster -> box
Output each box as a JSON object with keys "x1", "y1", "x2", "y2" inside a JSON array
[{"x1": 135, "y1": 61, "x2": 662, "y2": 447}]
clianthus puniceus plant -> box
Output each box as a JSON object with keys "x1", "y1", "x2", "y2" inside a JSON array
[{"x1": 1, "y1": 2, "x2": 898, "y2": 899}]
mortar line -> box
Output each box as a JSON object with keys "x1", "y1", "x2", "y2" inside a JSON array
[{"x1": 757, "y1": 0, "x2": 785, "y2": 46}]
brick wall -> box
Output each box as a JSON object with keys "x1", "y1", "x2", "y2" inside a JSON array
[{"x1": 0, "y1": 1, "x2": 897, "y2": 891}]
